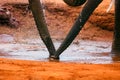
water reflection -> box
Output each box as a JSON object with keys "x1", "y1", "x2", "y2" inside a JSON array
[{"x1": 0, "y1": 39, "x2": 118, "y2": 64}]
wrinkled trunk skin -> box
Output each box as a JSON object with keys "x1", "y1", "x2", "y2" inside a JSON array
[
  {"x1": 50, "y1": 0, "x2": 103, "y2": 59},
  {"x1": 28, "y1": 0, "x2": 56, "y2": 57},
  {"x1": 111, "y1": 0, "x2": 120, "y2": 60}
]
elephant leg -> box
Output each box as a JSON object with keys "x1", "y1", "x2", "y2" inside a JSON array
[
  {"x1": 28, "y1": 0, "x2": 56, "y2": 57},
  {"x1": 111, "y1": 0, "x2": 120, "y2": 58},
  {"x1": 50, "y1": 0, "x2": 103, "y2": 59}
]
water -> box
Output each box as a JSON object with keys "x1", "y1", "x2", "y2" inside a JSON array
[{"x1": 0, "y1": 35, "x2": 115, "y2": 64}]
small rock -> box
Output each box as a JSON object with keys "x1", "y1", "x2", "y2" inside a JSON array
[{"x1": 0, "y1": 5, "x2": 19, "y2": 28}]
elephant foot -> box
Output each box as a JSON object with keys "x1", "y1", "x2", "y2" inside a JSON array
[
  {"x1": 111, "y1": 51, "x2": 120, "y2": 56},
  {"x1": 49, "y1": 55, "x2": 60, "y2": 62},
  {"x1": 110, "y1": 51, "x2": 120, "y2": 62}
]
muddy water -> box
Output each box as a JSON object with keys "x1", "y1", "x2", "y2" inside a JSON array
[{"x1": 0, "y1": 34, "x2": 117, "y2": 64}]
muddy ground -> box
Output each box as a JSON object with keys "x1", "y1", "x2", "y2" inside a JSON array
[{"x1": 0, "y1": 0, "x2": 120, "y2": 80}]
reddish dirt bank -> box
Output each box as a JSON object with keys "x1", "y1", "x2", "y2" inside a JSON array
[{"x1": 0, "y1": 0, "x2": 113, "y2": 42}]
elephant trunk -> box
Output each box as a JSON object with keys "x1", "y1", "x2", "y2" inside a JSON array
[
  {"x1": 52, "y1": 0, "x2": 103, "y2": 59},
  {"x1": 28, "y1": 0, "x2": 56, "y2": 56}
]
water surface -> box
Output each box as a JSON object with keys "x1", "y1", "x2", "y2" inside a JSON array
[{"x1": 0, "y1": 37, "x2": 115, "y2": 64}]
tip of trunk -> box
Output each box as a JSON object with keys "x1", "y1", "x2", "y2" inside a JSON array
[{"x1": 49, "y1": 55, "x2": 60, "y2": 62}]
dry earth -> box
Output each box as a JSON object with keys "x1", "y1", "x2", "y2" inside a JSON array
[{"x1": 0, "y1": 0, "x2": 120, "y2": 80}]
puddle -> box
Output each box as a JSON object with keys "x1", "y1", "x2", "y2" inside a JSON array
[
  {"x1": 0, "y1": 34, "x2": 118, "y2": 64},
  {"x1": 0, "y1": 37, "x2": 116, "y2": 64}
]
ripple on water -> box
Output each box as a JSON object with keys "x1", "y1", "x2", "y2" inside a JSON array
[{"x1": 0, "y1": 40, "x2": 119, "y2": 64}]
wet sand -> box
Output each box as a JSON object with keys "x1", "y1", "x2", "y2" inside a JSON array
[{"x1": 0, "y1": 58, "x2": 120, "y2": 80}]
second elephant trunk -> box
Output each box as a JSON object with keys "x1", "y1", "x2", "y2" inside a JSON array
[
  {"x1": 53, "y1": 0, "x2": 103, "y2": 59},
  {"x1": 29, "y1": 0, "x2": 56, "y2": 56}
]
